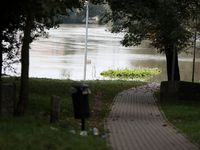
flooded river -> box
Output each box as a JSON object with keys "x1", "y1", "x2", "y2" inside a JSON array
[{"x1": 11, "y1": 24, "x2": 200, "y2": 82}]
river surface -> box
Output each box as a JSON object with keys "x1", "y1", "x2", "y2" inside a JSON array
[{"x1": 10, "y1": 24, "x2": 200, "y2": 82}]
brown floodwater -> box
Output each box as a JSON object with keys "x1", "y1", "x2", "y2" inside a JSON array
[{"x1": 9, "y1": 24, "x2": 200, "y2": 82}]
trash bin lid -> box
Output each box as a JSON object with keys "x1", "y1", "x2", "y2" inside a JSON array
[{"x1": 72, "y1": 83, "x2": 89, "y2": 88}]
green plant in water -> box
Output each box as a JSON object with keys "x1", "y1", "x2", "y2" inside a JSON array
[{"x1": 100, "y1": 68, "x2": 162, "y2": 79}]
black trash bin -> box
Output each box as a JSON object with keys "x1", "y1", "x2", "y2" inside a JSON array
[{"x1": 71, "y1": 83, "x2": 91, "y2": 119}]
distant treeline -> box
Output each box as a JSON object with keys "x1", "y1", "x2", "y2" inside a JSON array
[{"x1": 61, "y1": 4, "x2": 107, "y2": 24}]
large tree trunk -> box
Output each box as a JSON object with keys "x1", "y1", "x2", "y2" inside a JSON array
[
  {"x1": 16, "y1": 12, "x2": 34, "y2": 116},
  {"x1": 0, "y1": 31, "x2": 2, "y2": 110},
  {"x1": 165, "y1": 47, "x2": 180, "y2": 81},
  {"x1": 0, "y1": 32, "x2": 2, "y2": 82},
  {"x1": 0, "y1": 0, "x2": 2, "y2": 82}
]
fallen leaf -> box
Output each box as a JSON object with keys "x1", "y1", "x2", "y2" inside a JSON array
[
  {"x1": 113, "y1": 119, "x2": 115, "y2": 121},
  {"x1": 162, "y1": 124, "x2": 168, "y2": 127}
]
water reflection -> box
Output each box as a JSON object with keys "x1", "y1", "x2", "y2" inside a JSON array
[{"x1": 9, "y1": 24, "x2": 200, "y2": 82}]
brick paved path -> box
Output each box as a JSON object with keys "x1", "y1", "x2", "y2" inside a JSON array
[{"x1": 104, "y1": 83, "x2": 199, "y2": 150}]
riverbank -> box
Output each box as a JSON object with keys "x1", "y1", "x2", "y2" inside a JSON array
[{"x1": 0, "y1": 77, "x2": 146, "y2": 150}]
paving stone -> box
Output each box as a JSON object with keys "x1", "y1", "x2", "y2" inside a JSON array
[{"x1": 104, "y1": 83, "x2": 199, "y2": 150}]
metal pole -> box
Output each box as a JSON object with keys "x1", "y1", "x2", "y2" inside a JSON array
[
  {"x1": 84, "y1": 1, "x2": 89, "y2": 81},
  {"x1": 192, "y1": 17, "x2": 197, "y2": 82}
]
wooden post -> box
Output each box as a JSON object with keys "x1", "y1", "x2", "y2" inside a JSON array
[
  {"x1": 0, "y1": 83, "x2": 16, "y2": 116},
  {"x1": 50, "y1": 95, "x2": 60, "y2": 124}
]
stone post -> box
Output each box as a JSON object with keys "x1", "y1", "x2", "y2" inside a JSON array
[
  {"x1": 50, "y1": 95, "x2": 60, "y2": 124},
  {"x1": 160, "y1": 81, "x2": 200, "y2": 101}
]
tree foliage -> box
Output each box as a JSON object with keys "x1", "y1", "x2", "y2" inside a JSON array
[
  {"x1": 0, "y1": 0, "x2": 84, "y2": 78},
  {"x1": 0, "y1": 1, "x2": 23, "y2": 80},
  {"x1": 0, "y1": 0, "x2": 84, "y2": 116},
  {"x1": 92, "y1": 0, "x2": 200, "y2": 81},
  {"x1": 102, "y1": 0, "x2": 199, "y2": 51},
  {"x1": 61, "y1": 3, "x2": 107, "y2": 24}
]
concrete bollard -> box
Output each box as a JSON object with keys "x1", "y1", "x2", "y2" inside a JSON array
[
  {"x1": 50, "y1": 95, "x2": 60, "y2": 124},
  {"x1": 160, "y1": 81, "x2": 200, "y2": 101}
]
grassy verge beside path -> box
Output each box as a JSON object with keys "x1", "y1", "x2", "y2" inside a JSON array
[
  {"x1": 154, "y1": 90, "x2": 200, "y2": 148},
  {"x1": 0, "y1": 77, "x2": 146, "y2": 150}
]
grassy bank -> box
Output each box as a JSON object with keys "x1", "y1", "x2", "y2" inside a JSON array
[
  {"x1": 0, "y1": 77, "x2": 146, "y2": 150},
  {"x1": 154, "y1": 90, "x2": 200, "y2": 148}
]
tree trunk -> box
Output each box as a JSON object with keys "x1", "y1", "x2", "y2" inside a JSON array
[
  {"x1": 165, "y1": 47, "x2": 180, "y2": 81},
  {"x1": 0, "y1": 31, "x2": 2, "y2": 110},
  {"x1": 16, "y1": 12, "x2": 34, "y2": 116},
  {"x1": 0, "y1": 32, "x2": 2, "y2": 82},
  {"x1": 0, "y1": 0, "x2": 2, "y2": 81}
]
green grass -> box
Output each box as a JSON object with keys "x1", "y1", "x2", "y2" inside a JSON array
[
  {"x1": 155, "y1": 90, "x2": 200, "y2": 147},
  {"x1": 0, "y1": 77, "x2": 146, "y2": 150},
  {"x1": 100, "y1": 68, "x2": 162, "y2": 79}
]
